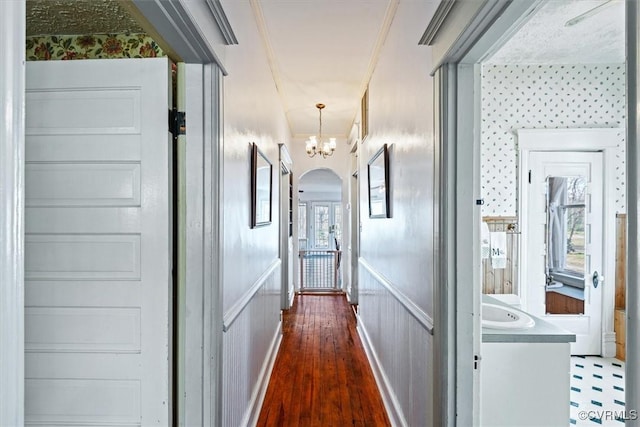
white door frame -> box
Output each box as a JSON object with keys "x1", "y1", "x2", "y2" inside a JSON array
[
  {"x1": 0, "y1": 1, "x2": 231, "y2": 425},
  {"x1": 0, "y1": 2, "x2": 25, "y2": 426},
  {"x1": 279, "y1": 144, "x2": 294, "y2": 309},
  {"x1": 626, "y1": 1, "x2": 640, "y2": 417},
  {"x1": 427, "y1": 0, "x2": 639, "y2": 423},
  {"x1": 118, "y1": 4, "x2": 231, "y2": 426},
  {"x1": 426, "y1": 1, "x2": 562, "y2": 425},
  {"x1": 518, "y1": 128, "x2": 619, "y2": 357}
]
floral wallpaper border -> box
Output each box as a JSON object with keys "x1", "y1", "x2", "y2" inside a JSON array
[{"x1": 26, "y1": 33, "x2": 165, "y2": 61}]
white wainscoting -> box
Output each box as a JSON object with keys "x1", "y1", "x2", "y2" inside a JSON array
[
  {"x1": 222, "y1": 260, "x2": 282, "y2": 427},
  {"x1": 358, "y1": 259, "x2": 434, "y2": 427}
]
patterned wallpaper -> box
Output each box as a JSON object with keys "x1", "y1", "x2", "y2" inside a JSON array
[
  {"x1": 26, "y1": 34, "x2": 165, "y2": 61},
  {"x1": 481, "y1": 64, "x2": 626, "y2": 216}
]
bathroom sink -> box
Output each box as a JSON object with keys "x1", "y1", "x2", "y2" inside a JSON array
[{"x1": 481, "y1": 303, "x2": 535, "y2": 330}]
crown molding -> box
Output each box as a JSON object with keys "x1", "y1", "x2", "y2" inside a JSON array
[
  {"x1": 131, "y1": 0, "x2": 227, "y2": 71},
  {"x1": 419, "y1": 0, "x2": 456, "y2": 45},
  {"x1": 205, "y1": 0, "x2": 238, "y2": 45}
]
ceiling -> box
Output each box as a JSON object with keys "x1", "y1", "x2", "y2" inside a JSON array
[
  {"x1": 25, "y1": 0, "x2": 626, "y2": 140},
  {"x1": 487, "y1": 0, "x2": 625, "y2": 64},
  {"x1": 243, "y1": 0, "x2": 399, "y2": 139},
  {"x1": 26, "y1": 0, "x2": 143, "y2": 36}
]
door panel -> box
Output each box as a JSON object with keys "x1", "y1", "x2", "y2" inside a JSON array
[
  {"x1": 25, "y1": 58, "x2": 171, "y2": 426},
  {"x1": 527, "y1": 151, "x2": 603, "y2": 355}
]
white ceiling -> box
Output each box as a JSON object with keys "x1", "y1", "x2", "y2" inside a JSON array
[
  {"x1": 243, "y1": 0, "x2": 398, "y2": 139},
  {"x1": 487, "y1": 0, "x2": 625, "y2": 64},
  {"x1": 26, "y1": 0, "x2": 626, "y2": 140}
]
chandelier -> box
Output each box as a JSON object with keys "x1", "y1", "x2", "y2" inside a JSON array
[{"x1": 306, "y1": 103, "x2": 336, "y2": 158}]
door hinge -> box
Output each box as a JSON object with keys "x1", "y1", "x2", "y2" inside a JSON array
[
  {"x1": 474, "y1": 354, "x2": 481, "y2": 370},
  {"x1": 528, "y1": 170, "x2": 532, "y2": 184},
  {"x1": 169, "y1": 108, "x2": 186, "y2": 136}
]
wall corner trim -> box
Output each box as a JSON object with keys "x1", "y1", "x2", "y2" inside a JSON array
[
  {"x1": 603, "y1": 332, "x2": 616, "y2": 358},
  {"x1": 0, "y1": 2, "x2": 25, "y2": 426},
  {"x1": 419, "y1": 0, "x2": 456, "y2": 46},
  {"x1": 205, "y1": 0, "x2": 238, "y2": 45}
]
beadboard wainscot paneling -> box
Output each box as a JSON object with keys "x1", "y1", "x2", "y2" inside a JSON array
[
  {"x1": 222, "y1": 260, "x2": 282, "y2": 427},
  {"x1": 482, "y1": 217, "x2": 519, "y2": 296},
  {"x1": 358, "y1": 259, "x2": 434, "y2": 427}
]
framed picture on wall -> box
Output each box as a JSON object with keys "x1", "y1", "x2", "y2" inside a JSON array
[
  {"x1": 250, "y1": 142, "x2": 272, "y2": 228},
  {"x1": 367, "y1": 144, "x2": 390, "y2": 218},
  {"x1": 361, "y1": 87, "x2": 369, "y2": 142}
]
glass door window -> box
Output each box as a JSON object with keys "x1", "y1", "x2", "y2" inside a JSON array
[
  {"x1": 298, "y1": 203, "x2": 307, "y2": 250},
  {"x1": 332, "y1": 203, "x2": 342, "y2": 246},
  {"x1": 313, "y1": 204, "x2": 330, "y2": 249}
]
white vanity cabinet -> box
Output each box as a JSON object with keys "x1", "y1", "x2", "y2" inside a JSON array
[{"x1": 480, "y1": 296, "x2": 575, "y2": 427}]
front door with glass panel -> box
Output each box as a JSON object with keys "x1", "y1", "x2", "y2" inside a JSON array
[
  {"x1": 307, "y1": 202, "x2": 342, "y2": 250},
  {"x1": 527, "y1": 151, "x2": 603, "y2": 355}
]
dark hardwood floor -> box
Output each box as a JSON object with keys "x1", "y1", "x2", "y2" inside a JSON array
[{"x1": 257, "y1": 293, "x2": 391, "y2": 427}]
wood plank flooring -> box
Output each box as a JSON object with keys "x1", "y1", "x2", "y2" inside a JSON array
[{"x1": 257, "y1": 294, "x2": 391, "y2": 427}]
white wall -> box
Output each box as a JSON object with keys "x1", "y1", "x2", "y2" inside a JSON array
[
  {"x1": 299, "y1": 191, "x2": 341, "y2": 202},
  {"x1": 481, "y1": 64, "x2": 627, "y2": 216},
  {"x1": 219, "y1": 1, "x2": 291, "y2": 424},
  {"x1": 356, "y1": 1, "x2": 437, "y2": 425}
]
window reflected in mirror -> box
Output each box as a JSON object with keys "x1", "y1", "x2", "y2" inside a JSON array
[{"x1": 545, "y1": 175, "x2": 587, "y2": 315}]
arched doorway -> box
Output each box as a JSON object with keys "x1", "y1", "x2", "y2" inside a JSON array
[{"x1": 296, "y1": 168, "x2": 344, "y2": 292}]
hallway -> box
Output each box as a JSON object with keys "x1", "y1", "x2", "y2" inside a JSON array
[{"x1": 257, "y1": 294, "x2": 390, "y2": 426}]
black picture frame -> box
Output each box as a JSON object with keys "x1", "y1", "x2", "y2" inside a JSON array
[
  {"x1": 367, "y1": 144, "x2": 390, "y2": 218},
  {"x1": 250, "y1": 142, "x2": 272, "y2": 228}
]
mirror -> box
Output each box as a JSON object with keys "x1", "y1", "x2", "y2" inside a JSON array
[
  {"x1": 251, "y1": 143, "x2": 272, "y2": 228},
  {"x1": 367, "y1": 144, "x2": 390, "y2": 218},
  {"x1": 545, "y1": 175, "x2": 586, "y2": 314}
]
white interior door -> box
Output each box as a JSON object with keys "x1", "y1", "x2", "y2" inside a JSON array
[
  {"x1": 25, "y1": 58, "x2": 171, "y2": 425},
  {"x1": 527, "y1": 151, "x2": 603, "y2": 355}
]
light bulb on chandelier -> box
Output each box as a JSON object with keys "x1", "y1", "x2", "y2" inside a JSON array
[{"x1": 306, "y1": 103, "x2": 336, "y2": 158}]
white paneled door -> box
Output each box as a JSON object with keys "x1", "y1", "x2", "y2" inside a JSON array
[
  {"x1": 527, "y1": 151, "x2": 603, "y2": 355},
  {"x1": 25, "y1": 59, "x2": 171, "y2": 426}
]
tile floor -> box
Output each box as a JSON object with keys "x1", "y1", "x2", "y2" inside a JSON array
[{"x1": 570, "y1": 356, "x2": 628, "y2": 426}]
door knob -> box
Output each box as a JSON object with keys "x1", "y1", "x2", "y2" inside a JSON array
[{"x1": 592, "y1": 271, "x2": 602, "y2": 288}]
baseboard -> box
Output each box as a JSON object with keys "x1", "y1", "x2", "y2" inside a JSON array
[
  {"x1": 288, "y1": 285, "x2": 295, "y2": 308},
  {"x1": 357, "y1": 315, "x2": 407, "y2": 427},
  {"x1": 242, "y1": 322, "x2": 283, "y2": 427},
  {"x1": 603, "y1": 331, "x2": 616, "y2": 358}
]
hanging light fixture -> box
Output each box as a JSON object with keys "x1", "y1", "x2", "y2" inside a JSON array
[{"x1": 306, "y1": 103, "x2": 336, "y2": 158}]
